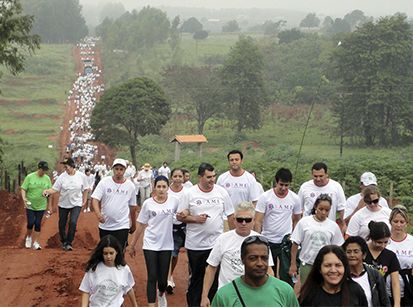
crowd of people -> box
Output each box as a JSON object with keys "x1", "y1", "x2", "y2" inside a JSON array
[{"x1": 19, "y1": 149, "x2": 413, "y2": 307}]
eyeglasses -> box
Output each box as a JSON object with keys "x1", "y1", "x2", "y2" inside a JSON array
[
  {"x1": 243, "y1": 235, "x2": 269, "y2": 246},
  {"x1": 236, "y1": 217, "x2": 253, "y2": 223},
  {"x1": 365, "y1": 198, "x2": 379, "y2": 205}
]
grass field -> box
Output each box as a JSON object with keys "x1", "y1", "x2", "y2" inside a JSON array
[{"x1": 0, "y1": 44, "x2": 75, "y2": 172}]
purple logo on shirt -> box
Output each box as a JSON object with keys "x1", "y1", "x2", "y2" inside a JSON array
[
  {"x1": 268, "y1": 204, "x2": 274, "y2": 210},
  {"x1": 107, "y1": 188, "x2": 112, "y2": 193}
]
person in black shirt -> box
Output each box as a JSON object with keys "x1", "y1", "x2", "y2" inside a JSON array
[
  {"x1": 365, "y1": 221, "x2": 401, "y2": 307},
  {"x1": 299, "y1": 245, "x2": 368, "y2": 306}
]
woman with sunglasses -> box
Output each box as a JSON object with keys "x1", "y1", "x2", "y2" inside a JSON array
[
  {"x1": 299, "y1": 245, "x2": 368, "y2": 306},
  {"x1": 289, "y1": 194, "x2": 344, "y2": 284},
  {"x1": 346, "y1": 186, "x2": 391, "y2": 240},
  {"x1": 365, "y1": 221, "x2": 401, "y2": 307},
  {"x1": 387, "y1": 205, "x2": 413, "y2": 306}
]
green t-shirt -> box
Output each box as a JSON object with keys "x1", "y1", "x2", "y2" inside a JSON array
[
  {"x1": 21, "y1": 171, "x2": 52, "y2": 211},
  {"x1": 211, "y1": 275, "x2": 299, "y2": 307}
]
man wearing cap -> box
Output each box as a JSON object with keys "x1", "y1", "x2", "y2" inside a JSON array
[
  {"x1": 136, "y1": 163, "x2": 154, "y2": 203},
  {"x1": 344, "y1": 171, "x2": 389, "y2": 224},
  {"x1": 158, "y1": 161, "x2": 171, "y2": 179},
  {"x1": 91, "y1": 158, "x2": 138, "y2": 250},
  {"x1": 43, "y1": 157, "x2": 89, "y2": 251},
  {"x1": 21, "y1": 161, "x2": 52, "y2": 250}
]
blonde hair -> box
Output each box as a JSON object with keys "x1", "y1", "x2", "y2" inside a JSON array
[
  {"x1": 235, "y1": 201, "x2": 255, "y2": 216},
  {"x1": 390, "y1": 205, "x2": 410, "y2": 224}
]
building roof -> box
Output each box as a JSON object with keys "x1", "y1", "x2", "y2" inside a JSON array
[{"x1": 170, "y1": 135, "x2": 208, "y2": 144}]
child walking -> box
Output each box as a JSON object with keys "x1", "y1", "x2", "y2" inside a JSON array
[{"x1": 79, "y1": 235, "x2": 138, "y2": 307}]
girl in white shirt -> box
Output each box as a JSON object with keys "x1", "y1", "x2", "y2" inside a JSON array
[
  {"x1": 129, "y1": 176, "x2": 179, "y2": 307},
  {"x1": 79, "y1": 234, "x2": 138, "y2": 307}
]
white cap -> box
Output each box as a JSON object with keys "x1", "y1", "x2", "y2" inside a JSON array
[
  {"x1": 360, "y1": 172, "x2": 377, "y2": 186},
  {"x1": 112, "y1": 158, "x2": 127, "y2": 168}
]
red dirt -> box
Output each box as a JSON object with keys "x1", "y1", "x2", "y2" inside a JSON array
[{"x1": 0, "y1": 41, "x2": 189, "y2": 306}]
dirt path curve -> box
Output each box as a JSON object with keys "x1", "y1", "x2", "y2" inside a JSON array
[{"x1": 0, "y1": 40, "x2": 190, "y2": 306}]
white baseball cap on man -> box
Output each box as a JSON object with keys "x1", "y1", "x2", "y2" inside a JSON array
[
  {"x1": 360, "y1": 172, "x2": 377, "y2": 186},
  {"x1": 112, "y1": 158, "x2": 127, "y2": 168}
]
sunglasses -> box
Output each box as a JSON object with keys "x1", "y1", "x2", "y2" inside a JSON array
[
  {"x1": 236, "y1": 217, "x2": 253, "y2": 223},
  {"x1": 365, "y1": 198, "x2": 379, "y2": 205},
  {"x1": 243, "y1": 235, "x2": 269, "y2": 246}
]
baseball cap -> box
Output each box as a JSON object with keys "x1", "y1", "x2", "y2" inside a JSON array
[
  {"x1": 38, "y1": 161, "x2": 49, "y2": 171},
  {"x1": 61, "y1": 157, "x2": 76, "y2": 168},
  {"x1": 360, "y1": 172, "x2": 377, "y2": 186},
  {"x1": 112, "y1": 158, "x2": 127, "y2": 168}
]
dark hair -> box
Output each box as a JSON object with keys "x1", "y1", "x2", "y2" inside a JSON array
[
  {"x1": 299, "y1": 245, "x2": 351, "y2": 306},
  {"x1": 274, "y1": 168, "x2": 292, "y2": 184},
  {"x1": 240, "y1": 235, "x2": 269, "y2": 259},
  {"x1": 198, "y1": 162, "x2": 214, "y2": 176},
  {"x1": 368, "y1": 221, "x2": 390, "y2": 241},
  {"x1": 85, "y1": 235, "x2": 125, "y2": 272},
  {"x1": 182, "y1": 168, "x2": 189, "y2": 175},
  {"x1": 362, "y1": 185, "x2": 380, "y2": 203},
  {"x1": 154, "y1": 175, "x2": 169, "y2": 186},
  {"x1": 170, "y1": 168, "x2": 183, "y2": 177},
  {"x1": 312, "y1": 162, "x2": 328, "y2": 173},
  {"x1": 227, "y1": 149, "x2": 243, "y2": 160},
  {"x1": 310, "y1": 194, "x2": 332, "y2": 215},
  {"x1": 342, "y1": 236, "x2": 368, "y2": 255}
]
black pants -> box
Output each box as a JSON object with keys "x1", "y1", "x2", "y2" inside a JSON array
[
  {"x1": 143, "y1": 250, "x2": 172, "y2": 303},
  {"x1": 187, "y1": 249, "x2": 219, "y2": 307},
  {"x1": 98, "y1": 228, "x2": 129, "y2": 251},
  {"x1": 58, "y1": 206, "x2": 81, "y2": 245}
]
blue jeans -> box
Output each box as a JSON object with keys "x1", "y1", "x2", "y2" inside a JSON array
[{"x1": 58, "y1": 206, "x2": 81, "y2": 245}]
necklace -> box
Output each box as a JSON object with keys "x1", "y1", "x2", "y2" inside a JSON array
[{"x1": 113, "y1": 177, "x2": 126, "y2": 192}]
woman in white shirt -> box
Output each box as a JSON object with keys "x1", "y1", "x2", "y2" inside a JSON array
[
  {"x1": 129, "y1": 175, "x2": 179, "y2": 307},
  {"x1": 388, "y1": 205, "x2": 413, "y2": 307},
  {"x1": 289, "y1": 194, "x2": 344, "y2": 284}
]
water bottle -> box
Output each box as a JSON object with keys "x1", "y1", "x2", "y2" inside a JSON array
[
  {"x1": 291, "y1": 275, "x2": 298, "y2": 284},
  {"x1": 45, "y1": 210, "x2": 51, "y2": 218}
]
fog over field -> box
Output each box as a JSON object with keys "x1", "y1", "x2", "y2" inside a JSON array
[{"x1": 80, "y1": 0, "x2": 413, "y2": 17}]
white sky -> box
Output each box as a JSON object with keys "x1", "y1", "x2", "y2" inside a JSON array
[{"x1": 82, "y1": 0, "x2": 413, "y2": 17}]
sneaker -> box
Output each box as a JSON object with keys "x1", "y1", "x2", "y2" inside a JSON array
[
  {"x1": 86, "y1": 208, "x2": 91, "y2": 212},
  {"x1": 158, "y1": 292, "x2": 167, "y2": 307},
  {"x1": 166, "y1": 280, "x2": 175, "y2": 294},
  {"x1": 32, "y1": 241, "x2": 41, "y2": 250},
  {"x1": 65, "y1": 244, "x2": 73, "y2": 251},
  {"x1": 25, "y1": 236, "x2": 32, "y2": 249}
]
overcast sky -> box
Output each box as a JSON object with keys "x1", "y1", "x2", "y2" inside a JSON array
[{"x1": 82, "y1": 0, "x2": 413, "y2": 17}]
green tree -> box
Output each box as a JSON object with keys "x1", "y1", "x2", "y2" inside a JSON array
[
  {"x1": 263, "y1": 20, "x2": 286, "y2": 35},
  {"x1": 181, "y1": 17, "x2": 203, "y2": 33},
  {"x1": 221, "y1": 36, "x2": 267, "y2": 134},
  {"x1": 91, "y1": 77, "x2": 170, "y2": 166},
  {"x1": 98, "y1": 2, "x2": 126, "y2": 23},
  {"x1": 299, "y1": 13, "x2": 320, "y2": 28},
  {"x1": 324, "y1": 18, "x2": 351, "y2": 36},
  {"x1": 163, "y1": 66, "x2": 226, "y2": 135},
  {"x1": 330, "y1": 14, "x2": 413, "y2": 146},
  {"x1": 278, "y1": 28, "x2": 305, "y2": 44},
  {"x1": 343, "y1": 9, "x2": 368, "y2": 30},
  {"x1": 22, "y1": 0, "x2": 88, "y2": 43},
  {"x1": 0, "y1": 0, "x2": 40, "y2": 76},
  {"x1": 222, "y1": 20, "x2": 240, "y2": 32}
]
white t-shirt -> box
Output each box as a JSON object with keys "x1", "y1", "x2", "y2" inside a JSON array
[
  {"x1": 183, "y1": 181, "x2": 193, "y2": 188},
  {"x1": 79, "y1": 262, "x2": 135, "y2": 307},
  {"x1": 137, "y1": 196, "x2": 179, "y2": 251},
  {"x1": 217, "y1": 170, "x2": 261, "y2": 207},
  {"x1": 158, "y1": 166, "x2": 171, "y2": 178},
  {"x1": 344, "y1": 193, "x2": 389, "y2": 219},
  {"x1": 256, "y1": 181, "x2": 264, "y2": 196},
  {"x1": 53, "y1": 171, "x2": 88, "y2": 208},
  {"x1": 255, "y1": 189, "x2": 302, "y2": 243},
  {"x1": 178, "y1": 184, "x2": 234, "y2": 250},
  {"x1": 207, "y1": 230, "x2": 273, "y2": 289},
  {"x1": 168, "y1": 186, "x2": 186, "y2": 225},
  {"x1": 387, "y1": 234, "x2": 413, "y2": 297},
  {"x1": 346, "y1": 207, "x2": 392, "y2": 240},
  {"x1": 137, "y1": 170, "x2": 153, "y2": 188},
  {"x1": 291, "y1": 215, "x2": 344, "y2": 265},
  {"x1": 86, "y1": 174, "x2": 95, "y2": 190},
  {"x1": 91, "y1": 177, "x2": 137, "y2": 231},
  {"x1": 298, "y1": 179, "x2": 346, "y2": 221},
  {"x1": 352, "y1": 272, "x2": 373, "y2": 307}
]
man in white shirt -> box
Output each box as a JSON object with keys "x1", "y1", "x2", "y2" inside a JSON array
[
  {"x1": 344, "y1": 171, "x2": 389, "y2": 224},
  {"x1": 200, "y1": 201, "x2": 274, "y2": 307},
  {"x1": 217, "y1": 150, "x2": 261, "y2": 208},
  {"x1": 178, "y1": 162, "x2": 235, "y2": 307},
  {"x1": 157, "y1": 161, "x2": 171, "y2": 178},
  {"x1": 298, "y1": 162, "x2": 346, "y2": 229},
  {"x1": 183, "y1": 168, "x2": 193, "y2": 188},
  {"x1": 136, "y1": 163, "x2": 154, "y2": 202},
  {"x1": 254, "y1": 168, "x2": 302, "y2": 286},
  {"x1": 91, "y1": 158, "x2": 137, "y2": 250}
]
